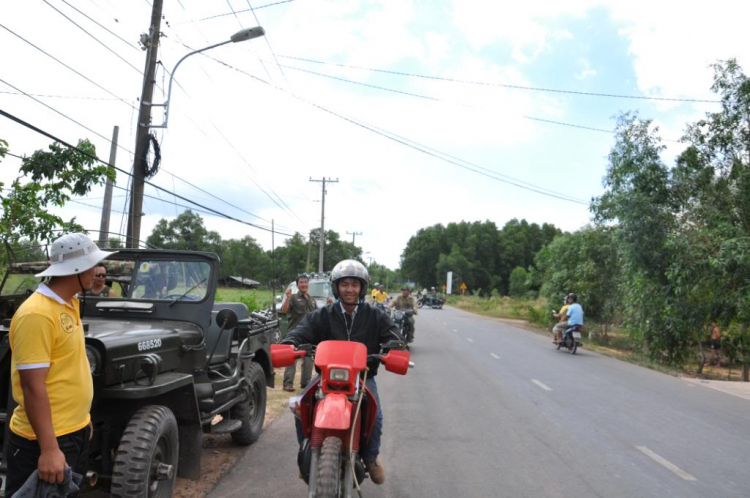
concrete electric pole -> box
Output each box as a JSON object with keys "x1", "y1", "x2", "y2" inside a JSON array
[
  {"x1": 346, "y1": 231, "x2": 362, "y2": 245},
  {"x1": 309, "y1": 177, "x2": 338, "y2": 273},
  {"x1": 99, "y1": 125, "x2": 119, "y2": 248},
  {"x1": 126, "y1": 0, "x2": 163, "y2": 248}
]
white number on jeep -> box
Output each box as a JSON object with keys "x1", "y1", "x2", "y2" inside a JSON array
[{"x1": 137, "y1": 338, "x2": 162, "y2": 351}]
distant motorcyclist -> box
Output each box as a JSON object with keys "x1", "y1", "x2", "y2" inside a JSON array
[
  {"x1": 428, "y1": 286, "x2": 438, "y2": 306},
  {"x1": 558, "y1": 292, "x2": 584, "y2": 343},
  {"x1": 552, "y1": 294, "x2": 573, "y2": 344},
  {"x1": 371, "y1": 283, "x2": 388, "y2": 305},
  {"x1": 389, "y1": 287, "x2": 417, "y2": 340}
]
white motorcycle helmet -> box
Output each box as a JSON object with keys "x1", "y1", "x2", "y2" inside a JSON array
[{"x1": 330, "y1": 259, "x2": 370, "y2": 300}]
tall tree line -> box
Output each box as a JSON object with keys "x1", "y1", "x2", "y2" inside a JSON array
[
  {"x1": 537, "y1": 59, "x2": 750, "y2": 376},
  {"x1": 400, "y1": 219, "x2": 561, "y2": 294}
]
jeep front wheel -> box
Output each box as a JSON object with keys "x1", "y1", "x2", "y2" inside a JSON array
[
  {"x1": 230, "y1": 361, "x2": 266, "y2": 445},
  {"x1": 111, "y1": 405, "x2": 179, "y2": 498}
]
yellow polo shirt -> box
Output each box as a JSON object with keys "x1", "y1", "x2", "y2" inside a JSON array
[{"x1": 9, "y1": 286, "x2": 93, "y2": 439}]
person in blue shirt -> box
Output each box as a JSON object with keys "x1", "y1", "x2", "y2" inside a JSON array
[{"x1": 557, "y1": 293, "x2": 583, "y2": 343}]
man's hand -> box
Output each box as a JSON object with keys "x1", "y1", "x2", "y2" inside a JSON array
[
  {"x1": 285, "y1": 287, "x2": 293, "y2": 298},
  {"x1": 38, "y1": 447, "x2": 66, "y2": 485}
]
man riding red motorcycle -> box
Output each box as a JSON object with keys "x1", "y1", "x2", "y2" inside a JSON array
[{"x1": 276, "y1": 259, "x2": 407, "y2": 491}]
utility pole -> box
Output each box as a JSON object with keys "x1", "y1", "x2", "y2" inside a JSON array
[
  {"x1": 126, "y1": 0, "x2": 163, "y2": 248},
  {"x1": 346, "y1": 231, "x2": 362, "y2": 245},
  {"x1": 271, "y1": 219, "x2": 275, "y2": 305},
  {"x1": 309, "y1": 177, "x2": 338, "y2": 273},
  {"x1": 99, "y1": 125, "x2": 119, "y2": 248},
  {"x1": 305, "y1": 231, "x2": 312, "y2": 273}
]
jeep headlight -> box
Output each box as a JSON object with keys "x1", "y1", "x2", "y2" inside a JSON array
[
  {"x1": 329, "y1": 368, "x2": 349, "y2": 382},
  {"x1": 86, "y1": 345, "x2": 102, "y2": 375}
]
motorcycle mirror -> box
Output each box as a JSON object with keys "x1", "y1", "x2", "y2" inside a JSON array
[{"x1": 216, "y1": 308, "x2": 238, "y2": 330}]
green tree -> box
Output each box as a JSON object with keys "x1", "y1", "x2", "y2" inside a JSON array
[
  {"x1": 146, "y1": 210, "x2": 223, "y2": 253},
  {"x1": 0, "y1": 139, "x2": 112, "y2": 243},
  {"x1": 508, "y1": 266, "x2": 531, "y2": 298}
]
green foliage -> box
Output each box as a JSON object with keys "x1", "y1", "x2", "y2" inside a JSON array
[
  {"x1": 400, "y1": 219, "x2": 560, "y2": 294},
  {"x1": 536, "y1": 225, "x2": 621, "y2": 327},
  {"x1": 508, "y1": 266, "x2": 531, "y2": 298},
  {"x1": 0, "y1": 139, "x2": 112, "y2": 243}
]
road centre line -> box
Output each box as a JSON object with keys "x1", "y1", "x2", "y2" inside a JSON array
[
  {"x1": 636, "y1": 446, "x2": 697, "y2": 481},
  {"x1": 466, "y1": 338, "x2": 475, "y2": 343},
  {"x1": 531, "y1": 379, "x2": 552, "y2": 391},
  {"x1": 490, "y1": 353, "x2": 500, "y2": 359},
  {"x1": 452, "y1": 329, "x2": 458, "y2": 333}
]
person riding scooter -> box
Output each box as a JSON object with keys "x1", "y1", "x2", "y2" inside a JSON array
[{"x1": 557, "y1": 292, "x2": 584, "y2": 343}]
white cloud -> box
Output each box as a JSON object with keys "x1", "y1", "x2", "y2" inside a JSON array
[{"x1": 575, "y1": 58, "x2": 597, "y2": 80}]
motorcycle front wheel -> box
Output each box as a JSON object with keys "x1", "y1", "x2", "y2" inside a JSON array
[
  {"x1": 315, "y1": 436, "x2": 343, "y2": 497},
  {"x1": 417, "y1": 300, "x2": 424, "y2": 308}
]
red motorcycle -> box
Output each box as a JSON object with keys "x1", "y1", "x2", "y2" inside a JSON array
[{"x1": 271, "y1": 340, "x2": 412, "y2": 497}]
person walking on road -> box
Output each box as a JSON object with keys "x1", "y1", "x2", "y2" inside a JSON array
[
  {"x1": 6, "y1": 233, "x2": 116, "y2": 498},
  {"x1": 281, "y1": 274, "x2": 317, "y2": 392},
  {"x1": 710, "y1": 322, "x2": 722, "y2": 366}
]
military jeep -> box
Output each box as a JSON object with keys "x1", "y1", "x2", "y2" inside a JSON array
[{"x1": 0, "y1": 249, "x2": 279, "y2": 497}]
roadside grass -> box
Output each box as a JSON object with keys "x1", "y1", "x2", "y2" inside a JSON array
[
  {"x1": 215, "y1": 286, "x2": 275, "y2": 311},
  {"x1": 447, "y1": 294, "x2": 745, "y2": 382}
]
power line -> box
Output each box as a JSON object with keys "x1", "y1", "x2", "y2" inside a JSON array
[
  {"x1": 245, "y1": 0, "x2": 290, "y2": 87},
  {"x1": 0, "y1": 110, "x2": 296, "y2": 237},
  {"x1": 184, "y1": 53, "x2": 591, "y2": 205},
  {"x1": 224, "y1": 0, "x2": 275, "y2": 84},
  {"x1": 1, "y1": 78, "x2": 281, "y2": 228},
  {"x1": 0, "y1": 90, "x2": 119, "y2": 101},
  {"x1": 0, "y1": 23, "x2": 138, "y2": 110},
  {"x1": 278, "y1": 54, "x2": 721, "y2": 104},
  {"x1": 177, "y1": 0, "x2": 295, "y2": 25},
  {"x1": 43, "y1": 0, "x2": 141, "y2": 74},
  {"x1": 58, "y1": 0, "x2": 141, "y2": 52},
  {"x1": 270, "y1": 61, "x2": 682, "y2": 142}
]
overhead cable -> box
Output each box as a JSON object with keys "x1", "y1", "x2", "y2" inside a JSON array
[
  {"x1": 58, "y1": 0, "x2": 141, "y2": 51},
  {"x1": 0, "y1": 23, "x2": 138, "y2": 110},
  {"x1": 1, "y1": 78, "x2": 280, "y2": 227},
  {"x1": 270, "y1": 62, "x2": 681, "y2": 143},
  {"x1": 43, "y1": 0, "x2": 142, "y2": 74},
  {"x1": 177, "y1": 0, "x2": 295, "y2": 25},
  {"x1": 0, "y1": 109, "x2": 296, "y2": 237},
  {"x1": 278, "y1": 55, "x2": 721, "y2": 104},
  {"x1": 189, "y1": 56, "x2": 591, "y2": 206}
]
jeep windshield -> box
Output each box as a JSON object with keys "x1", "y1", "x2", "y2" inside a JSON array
[
  {"x1": 129, "y1": 260, "x2": 210, "y2": 302},
  {"x1": 308, "y1": 280, "x2": 332, "y2": 306}
]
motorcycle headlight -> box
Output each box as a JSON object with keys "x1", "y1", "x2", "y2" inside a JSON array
[
  {"x1": 86, "y1": 345, "x2": 102, "y2": 375},
  {"x1": 394, "y1": 311, "x2": 404, "y2": 320},
  {"x1": 329, "y1": 368, "x2": 349, "y2": 382}
]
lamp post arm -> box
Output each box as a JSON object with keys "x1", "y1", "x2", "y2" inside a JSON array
[{"x1": 154, "y1": 39, "x2": 232, "y2": 129}]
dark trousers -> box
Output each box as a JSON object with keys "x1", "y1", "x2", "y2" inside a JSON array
[{"x1": 5, "y1": 426, "x2": 90, "y2": 498}]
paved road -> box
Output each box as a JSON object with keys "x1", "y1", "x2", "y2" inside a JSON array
[{"x1": 212, "y1": 306, "x2": 750, "y2": 497}]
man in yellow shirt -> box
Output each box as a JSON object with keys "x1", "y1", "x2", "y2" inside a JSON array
[
  {"x1": 552, "y1": 294, "x2": 573, "y2": 343},
  {"x1": 6, "y1": 233, "x2": 115, "y2": 497},
  {"x1": 371, "y1": 283, "x2": 388, "y2": 304}
]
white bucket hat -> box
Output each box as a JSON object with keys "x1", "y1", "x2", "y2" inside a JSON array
[{"x1": 36, "y1": 233, "x2": 118, "y2": 278}]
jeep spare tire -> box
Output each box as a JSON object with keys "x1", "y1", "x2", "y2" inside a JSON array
[
  {"x1": 111, "y1": 405, "x2": 179, "y2": 498},
  {"x1": 230, "y1": 361, "x2": 266, "y2": 445}
]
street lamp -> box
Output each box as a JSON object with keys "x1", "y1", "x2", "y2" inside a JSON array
[{"x1": 150, "y1": 26, "x2": 265, "y2": 129}]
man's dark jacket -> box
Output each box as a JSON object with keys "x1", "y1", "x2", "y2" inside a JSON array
[{"x1": 282, "y1": 301, "x2": 403, "y2": 377}]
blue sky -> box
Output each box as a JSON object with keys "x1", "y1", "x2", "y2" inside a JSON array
[{"x1": 1, "y1": 0, "x2": 746, "y2": 268}]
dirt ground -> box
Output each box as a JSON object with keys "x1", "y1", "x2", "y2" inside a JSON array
[{"x1": 85, "y1": 367, "x2": 296, "y2": 497}]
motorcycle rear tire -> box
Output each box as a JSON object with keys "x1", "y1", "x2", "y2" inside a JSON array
[
  {"x1": 315, "y1": 436, "x2": 343, "y2": 498},
  {"x1": 417, "y1": 300, "x2": 424, "y2": 309},
  {"x1": 571, "y1": 341, "x2": 578, "y2": 355}
]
